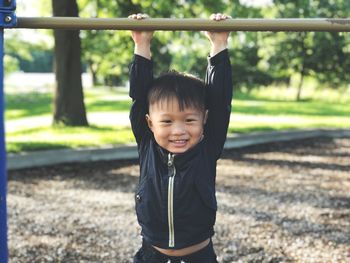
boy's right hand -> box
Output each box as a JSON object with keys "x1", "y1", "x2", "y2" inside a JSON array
[
  {"x1": 129, "y1": 13, "x2": 153, "y2": 59},
  {"x1": 206, "y1": 13, "x2": 231, "y2": 57}
]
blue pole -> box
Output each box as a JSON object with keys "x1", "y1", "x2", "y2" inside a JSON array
[
  {"x1": 0, "y1": 1, "x2": 17, "y2": 261},
  {"x1": 0, "y1": 26, "x2": 8, "y2": 262}
]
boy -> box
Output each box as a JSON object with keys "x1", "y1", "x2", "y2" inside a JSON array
[{"x1": 129, "y1": 13, "x2": 233, "y2": 263}]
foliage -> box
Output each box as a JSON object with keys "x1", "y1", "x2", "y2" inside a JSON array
[
  {"x1": 79, "y1": 0, "x2": 169, "y2": 85},
  {"x1": 307, "y1": 32, "x2": 350, "y2": 88},
  {"x1": 4, "y1": 55, "x2": 19, "y2": 74},
  {"x1": 76, "y1": 0, "x2": 276, "y2": 89},
  {"x1": 5, "y1": 31, "x2": 53, "y2": 73},
  {"x1": 19, "y1": 49, "x2": 53, "y2": 72},
  {"x1": 7, "y1": 0, "x2": 350, "y2": 98},
  {"x1": 265, "y1": 0, "x2": 350, "y2": 99}
]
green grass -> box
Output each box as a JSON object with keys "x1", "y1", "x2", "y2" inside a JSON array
[
  {"x1": 5, "y1": 85, "x2": 350, "y2": 153},
  {"x1": 5, "y1": 92, "x2": 53, "y2": 119},
  {"x1": 5, "y1": 87, "x2": 131, "y2": 120},
  {"x1": 6, "y1": 125, "x2": 135, "y2": 153}
]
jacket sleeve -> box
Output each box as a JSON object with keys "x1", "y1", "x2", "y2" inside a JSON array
[
  {"x1": 204, "y1": 49, "x2": 233, "y2": 160},
  {"x1": 129, "y1": 54, "x2": 153, "y2": 146}
]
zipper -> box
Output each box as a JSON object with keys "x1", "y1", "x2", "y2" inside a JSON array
[{"x1": 167, "y1": 153, "x2": 176, "y2": 247}]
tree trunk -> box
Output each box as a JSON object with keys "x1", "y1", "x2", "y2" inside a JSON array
[
  {"x1": 296, "y1": 32, "x2": 307, "y2": 101},
  {"x1": 52, "y1": 0, "x2": 88, "y2": 126},
  {"x1": 296, "y1": 69, "x2": 304, "y2": 101},
  {"x1": 88, "y1": 61, "x2": 98, "y2": 86}
]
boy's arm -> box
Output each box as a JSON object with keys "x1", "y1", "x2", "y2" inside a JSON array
[
  {"x1": 204, "y1": 13, "x2": 233, "y2": 160},
  {"x1": 129, "y1": 55, "x2": 153, "y2": 145},
  {"x1": 204, "y1": 49, "x2": 233, "y2": 160},
  {"x1": 128, "y1": 13, "x2": 154, "y2": 145}
]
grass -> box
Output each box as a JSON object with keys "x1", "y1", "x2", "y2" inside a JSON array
[
  {"x1": 5, "y1": 85, "x2": 350, "y2": 153},
  {"x1": 6, "y1": 125, "x2": 135, "y2": 153},
  {"x1": 5, "y1": 87, "x2": 131, "y2": 120}
]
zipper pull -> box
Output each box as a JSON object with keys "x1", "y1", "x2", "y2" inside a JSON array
[{"x1": 168, "y1": 153, "x2": 174, "y2": 167}]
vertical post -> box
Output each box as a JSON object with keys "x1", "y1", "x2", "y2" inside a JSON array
[
  {"x1": 0, "y1": 1, "x2": 16, "y2": 261},
  {"x1": 0, "y1": 25, "x2": 7, "y2": 262}
]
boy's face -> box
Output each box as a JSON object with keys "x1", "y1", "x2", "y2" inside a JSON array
[{"x1": 146, "y1": 97, "x2": 208, "y2": 154}]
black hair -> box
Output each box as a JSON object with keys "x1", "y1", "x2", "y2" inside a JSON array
[{"x1": 148, "y1": 70, "x2": 206, "y2": 112}]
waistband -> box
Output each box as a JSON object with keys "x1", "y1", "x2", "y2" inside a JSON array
[{"x1": 142, "y1": 238, "x2": 215, "y2": 263}]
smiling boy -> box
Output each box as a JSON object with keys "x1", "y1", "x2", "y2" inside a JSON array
[
  {"x1": 129, "y1": 13, "x2": 233, "y2": 263},
  {"x1": 145, "y1": 71, "x2": 208, "y2": 154}
]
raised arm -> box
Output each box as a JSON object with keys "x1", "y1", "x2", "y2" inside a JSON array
[
  {"x1": 129, "y1": 14, "x2": 154, "y2": 145},
  {"x1": 204, "y1": 13, "x2": 233, "y2": 160}
]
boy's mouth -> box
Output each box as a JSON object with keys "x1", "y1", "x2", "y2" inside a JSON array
[{"x1": 169, "y1": 139, "x2": 189, "y2": 147}]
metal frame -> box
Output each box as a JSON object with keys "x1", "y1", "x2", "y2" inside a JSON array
[
  {"x1": 13, "y1": 17, "x2": 350, "y2": 31},
  {"x1": 0, "y1": 27, "x2": 7, "y2": 262},
  {"x1": 1, "y1": 1, "x2": 16, "y2": 262}
]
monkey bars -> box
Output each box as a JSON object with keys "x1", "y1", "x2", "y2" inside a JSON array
[{"x1": 13, "y1": 17, "x2": 350, "y2": 31}]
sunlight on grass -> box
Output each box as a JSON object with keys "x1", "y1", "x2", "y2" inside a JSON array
[
  {"x1": 5, "y1": 87, "x2": 131, "y2": 120},
  {"x1": 4, "y1": 84, "x2": 350, "y2": 153},
  {"x1": 84, "y1": 87, "x2": 131, "y2": 112},
  {"x1": 229, "y1": 114, "x2": 350, "y2": 133},
  {"x1": 6, "y1": 125, "x2": 135, "y2": 153},
  {"x1": 6, "y1": 109, "x2": 28, "y2": 119},
  {"x1": 248, "y1": 83, "x2": 350, "y2": 103},
  {"x1": 233, "y1": 99, "x2": 350, "y2": 116}
]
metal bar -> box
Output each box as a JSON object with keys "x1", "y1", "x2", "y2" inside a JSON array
[
  {"x1": 12, "y1": 17, "x2": 350, "y2": 32},
  {"x1": 0, "y1": 0, "x2": 15, "y2": 260},
  {"x1": 0, "y1": 27, "x2": 8, "y2": 263}
]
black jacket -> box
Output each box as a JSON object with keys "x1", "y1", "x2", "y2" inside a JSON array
[{"x1": 129, "y1": 49, "x2": 233, "y2": 249}]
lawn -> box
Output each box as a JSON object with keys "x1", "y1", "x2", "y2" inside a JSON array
[{"x1": 5, "y1": 85, "x2": 350, "y2": 153}]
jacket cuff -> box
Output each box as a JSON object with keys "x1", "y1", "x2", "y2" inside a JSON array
[
  {"x1": 207, "y1": 49, "x2": 229, "y2": 66},
  {"x1": 133, "y1": 54, "x2": 153, "y2": 64}
]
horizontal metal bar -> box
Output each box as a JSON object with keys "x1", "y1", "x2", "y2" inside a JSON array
[{"x1": 11, "y1": 17, "x2": 350, "y2": 31}]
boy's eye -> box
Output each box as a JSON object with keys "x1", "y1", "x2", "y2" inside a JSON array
[
  {"x1": 186, "y1": 119, "x2": 196, "y2": 123},
  {"x1": 161, "y1": 120, "x2": 172, "y2": 124}
]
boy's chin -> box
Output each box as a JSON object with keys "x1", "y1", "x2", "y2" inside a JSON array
[
  {"x1": 166, "y1": 144, "x2": 192, "y2": 154},
  {"x1": 168, "y1": 148, "x2": 188, "y2": 154}
]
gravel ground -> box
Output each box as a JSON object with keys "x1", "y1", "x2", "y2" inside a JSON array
[{"x1": 7, "y1": 137, "x2": 350, "y2": 263}]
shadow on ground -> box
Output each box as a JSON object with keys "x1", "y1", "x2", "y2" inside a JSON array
[{"x1": 8, "y1": 137, "x2": 350, "y2": 262}]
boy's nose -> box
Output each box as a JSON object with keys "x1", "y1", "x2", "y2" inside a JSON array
[{"x1": 172, "y1": 123, "x2": 186, "y2": 135}]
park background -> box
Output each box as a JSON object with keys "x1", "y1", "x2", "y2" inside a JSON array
[
  {"x1": 4, "y1": 1, "x2": 350, "y2": 262},
  {"x1": 4, "y1": 0, "x2": 350, "y2": 153}
]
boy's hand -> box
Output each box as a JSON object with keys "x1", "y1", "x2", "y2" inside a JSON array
[
  {"x1": 206, "y1": 13, "x2": 231, "y2": 57},
  {"x1": 128, "y1": 13, "x2": 153, "y2": 59}
]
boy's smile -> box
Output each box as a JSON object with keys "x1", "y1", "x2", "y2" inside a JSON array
[{"x1": 146, "y1": 97, "x2": 208, "y2": 154}]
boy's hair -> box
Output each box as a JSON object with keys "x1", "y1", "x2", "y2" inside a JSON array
[{"x1": 148, "y1": 70, "x2": 206, "y2": 112}]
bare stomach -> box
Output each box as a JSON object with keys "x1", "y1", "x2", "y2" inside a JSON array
[{"x1": 152, "y1": 238, "x2": 210, "y2": 257}]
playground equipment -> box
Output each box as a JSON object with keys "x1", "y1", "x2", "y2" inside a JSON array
[
  {"x1": 1, "y1": 1, "x2": 350, "y2": 262},
  {"x1": 14, "y1": 17, "x2": 350, "y2": 31}
]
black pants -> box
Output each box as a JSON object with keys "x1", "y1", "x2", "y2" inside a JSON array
[{"x1": 133, "y1": 239, "x2": 218, "y2": 263}]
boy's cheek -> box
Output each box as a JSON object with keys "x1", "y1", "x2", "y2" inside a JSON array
[{"x1": 152, "y1": 128, "x2": 164, "y2": 139}]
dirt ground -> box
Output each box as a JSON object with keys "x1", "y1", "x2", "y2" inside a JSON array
[{"x1": 7, "y1": 137, "x2": 350, "y2": 263}]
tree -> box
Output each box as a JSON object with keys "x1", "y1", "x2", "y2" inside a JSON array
[
  {"x1": 305, "y1": 0, "x2": 350, "y2": 89},
  {"x1": 83, "y1": 0, "x2": 275, "y2": 90},
  {"x1": 79, "y1": 0, "x2": 172, "y2": 86},
  {"x1": 263, "y1": 0, "x2": 314, "y2": 100},
  {"x1": 265, "y1": 0, "x2": 350, "y2": 100},
  {"x1": 52, "y1": 0, "x2": 88, "y2": 126}
]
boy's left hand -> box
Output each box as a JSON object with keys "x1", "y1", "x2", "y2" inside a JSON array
[{"x1": 206, "y1": 13, "x2": 232, "y2": 56}]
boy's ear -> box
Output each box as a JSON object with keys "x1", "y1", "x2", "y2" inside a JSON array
[
  {"x1": 203, "y1": 110, "x2": 209, "y2": 124},
  {"x1": 145, "y1": 114, "x2": 153, "y2": 131}
]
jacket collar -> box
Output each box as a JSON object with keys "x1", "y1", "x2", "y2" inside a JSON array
[{"x1": 155, "y1": 137, "x2": 204, "y2": 167}]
